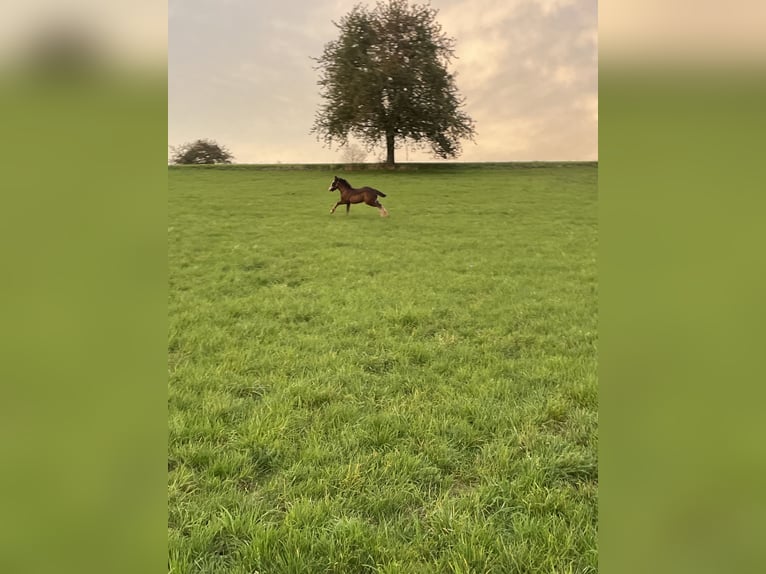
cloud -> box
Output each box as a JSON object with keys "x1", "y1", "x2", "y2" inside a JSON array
[{"x1": 438, "y1": 0, "x2": 597, "y2": 160}]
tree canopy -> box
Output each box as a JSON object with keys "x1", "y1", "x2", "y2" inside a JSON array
[
  {"x1": 312, "y1": 0, "x2": 476, "y2": 166},
  {"x1": 170, "y1": 139, "x2": 234, "y2": 165}
]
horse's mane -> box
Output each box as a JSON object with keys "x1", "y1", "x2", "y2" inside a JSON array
[{"x1": 335, "y1": 177, "x2": 350, "y2": 186}]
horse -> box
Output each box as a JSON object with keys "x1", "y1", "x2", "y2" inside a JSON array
[{"x1": 328, "y1": 176, "x2": 389, "y2": 217}]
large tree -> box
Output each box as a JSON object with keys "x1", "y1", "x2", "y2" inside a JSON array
[{"x1": 312, "y1": 0, "x2": 476, "y2": 167}]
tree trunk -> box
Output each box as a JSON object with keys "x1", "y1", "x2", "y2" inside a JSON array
[{"x1": 385, "y1": 132, "x2": 395, "y2": 167}]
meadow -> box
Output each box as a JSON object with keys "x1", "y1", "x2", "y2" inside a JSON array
[{"x1": 168, "y1": 163, "x2": 598, "y2": 573}]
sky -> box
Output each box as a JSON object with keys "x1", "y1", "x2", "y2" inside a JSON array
[{"x1": 169, "y1": 0, "x2": 597, "y2": 163}]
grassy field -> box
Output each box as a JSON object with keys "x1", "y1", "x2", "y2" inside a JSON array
[{"x1": 168, "y1": 163, "x2": 598, "y2": 573}]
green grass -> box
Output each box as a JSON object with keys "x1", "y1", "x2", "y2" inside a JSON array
[{"x1": 168, "y1": 163, "x2": 598, "y2": 573}]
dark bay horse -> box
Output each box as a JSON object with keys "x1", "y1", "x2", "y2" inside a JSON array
[{"x1": 328, "y1": 176, "x2": 389, "y2": 217}]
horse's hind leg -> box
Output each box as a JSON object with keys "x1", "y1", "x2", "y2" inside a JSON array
[
  {"x1": 346, "y1": 203, "x2": 350, "y2": 215},
  {"x1": 373, "y1": 201, "x2": 389, "y2": 217},
  {"x1": 366, "y1": 196, "x2": 386, "y2": 217}
]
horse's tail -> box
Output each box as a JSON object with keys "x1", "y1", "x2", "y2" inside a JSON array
[{"x1": 376, "y1": 190, "x2": 387, "y2": 198}]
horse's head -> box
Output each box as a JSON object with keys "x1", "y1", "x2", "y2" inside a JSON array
[{"x1": 328, "y1": 176, "x2": 340, "y2": 192}]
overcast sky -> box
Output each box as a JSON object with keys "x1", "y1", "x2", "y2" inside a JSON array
[{"x1": 169, "y1": 0, "x2": 597, "y2": 163}]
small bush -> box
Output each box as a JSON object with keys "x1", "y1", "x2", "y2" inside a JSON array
[{"x1": 170, "y1": 139, "x2": 234, "y2": 165}]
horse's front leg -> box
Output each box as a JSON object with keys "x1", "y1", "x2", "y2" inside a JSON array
[{"x1": 330, "y1": 201, "x2": 342, "y2": 214}]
